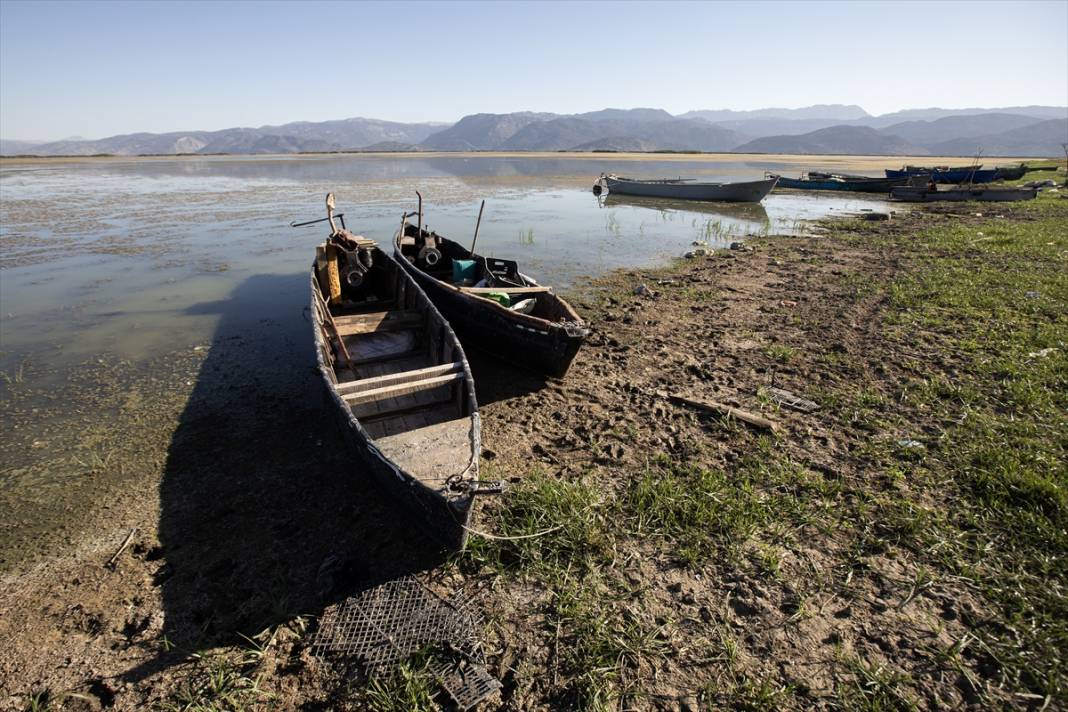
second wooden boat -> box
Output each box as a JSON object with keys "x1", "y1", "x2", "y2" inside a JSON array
[
  {"x1": 393, "y1": 204, "x2": 587, "y2": 378},
  {"x1": 890, "y1": 186, "x2": 1038, "y2": 202},
  {"x1": 309, "y1": 194, "x2": 487, "y2": 551},
  {"x1": 770, "y1": 173, "x2": 912, "y2": 193},
  {"x1": 599, "y1": 174, "x2": 778, "y2": 202}
]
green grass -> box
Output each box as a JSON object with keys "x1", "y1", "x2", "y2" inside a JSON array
[
  {"x1": 832, "y1": 196, "x2": 1068, "y2": 702},
  {"x1": 460, "y1": 195, "x2": 1067, "y2": 708}
]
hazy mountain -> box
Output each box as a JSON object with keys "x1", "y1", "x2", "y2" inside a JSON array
[
  {"x1": 0, "y1": 139, "x2": 43, "y2": 155},
  {"x1": 880, "y1": 113, "x2": 1046, "y2": 145},
  {"x1": 15, "y1": 117, "x2": 444, "y2": 156},
  {"x1": 864, "y1": 105, "x2": 1067, "y2": 128},
  {"x1": 498, "y1": 116, "x2": 744, "y2": 152},
  {"x1": 736, "y1": 126, "x2": 922, "y2": 155},
  {"x1": 419, "y1": 112, "x2": 558, "y2": 150},
  {"x1": 927, "y1": 119, "x2": 1068, "y2": 157},
  {"x1": 5, "y1": 105, "x2": 1066, "y2": 157},
  {"x1": 682, "y1": 104, "x2": 870, "y2": 122},
  {"x1": 708, "y1": 117, "x2": 850, "y2": 138},
  {"x1": 255, "y1": 117, "x2": 442, "y2": 147},
  {"x1": 575, "y1": 108, "x2": 674, "y2": 122}
]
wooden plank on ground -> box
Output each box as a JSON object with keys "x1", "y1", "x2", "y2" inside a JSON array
[{"x1": 658, "y1": 390, "x2": 779, "y2": 433}]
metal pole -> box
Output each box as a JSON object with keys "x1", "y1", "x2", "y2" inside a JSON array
[{"x1": 470, "y1": 200, "x2": 486, "y2": 255}]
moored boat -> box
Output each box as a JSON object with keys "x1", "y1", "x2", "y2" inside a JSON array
[
  {"x1": 993, "y1": 164, "x2": 1027, "y2": 180},
  {"x1": 890, "y1": 186, "x2": 1038, "y2": 202},
  {"x1": 599, "y1": 174, "x2": 778, "y2": 202},
  {"x1": 308, "y1": 194, "x2": 485, "y2": 551},
  {"x1": 886, "y1": 166, "x2": 999, "y2": 184},
  {"x1": 770, "y1": 172, "x2": 912, "y2": 193},
  {"x1": 394, "y1": 199, "x2": 588, "y2": 378}
]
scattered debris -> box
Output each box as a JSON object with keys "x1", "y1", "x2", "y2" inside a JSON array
[
  {"x1": 105, "y1": 527, "x2": 138, "y2": 570},
  {"x1": 1028, "y1": 347, "x2": 1057, "y2": 358},
  {"x1": 683, "y1": 248, "x2": 708, "y2": 259},
  {"x1": 1025, "y1": 291, "x2": 1040, "y2": 299},
  {"x1": 634, "y1": 283, "x2": 656, "y2": 297},
  {"x1": 763, "y1": 386, "x2": 819, "y2": 413},
  {"x1": 658, "y1": 390, "x2": 779, "y2": 432},
  {"x1": 897, "y1": 439, "x2": 926, "y2": 451},
  {"x1": 862, "y1": 212, "x2": 891, "y2": 221}
]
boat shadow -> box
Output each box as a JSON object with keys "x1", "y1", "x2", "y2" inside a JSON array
[
  {"x1": 465, "y1": 348, "x2": 549, "y2": 406},
  {"x1": 120, "y1": 273, "x2": 445, "y2": 684}
]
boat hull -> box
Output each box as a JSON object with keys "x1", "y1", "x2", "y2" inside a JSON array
[
  {"x1": 890, "y1": 187, "x2": 1038, "y2": 202},
  {"x1": 604, "y1": 176, "x2": 778, "y2": 202},
  {"x1": 396, "y1": 257, "x2": 586, "y2": 378},
  {"x1": 773, "y1": 175, "x2": 910, "y2": 193},
  {"x1": 394, "y1": 228, "x2": 588, "y2": 379},
  {"x1": 886, "y1": 167, "x2": 999, "y2": 184},
  {"x1": 311, "y1": 249, "x2": 480, "y2": 551}
]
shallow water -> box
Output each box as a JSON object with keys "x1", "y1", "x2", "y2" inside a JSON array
[
  {"x1": 0, "y1": 155, "x2": 890, "y2": 370},
  {"x1": 0, "y1": 154, "x2": 891, "y2": 560}
]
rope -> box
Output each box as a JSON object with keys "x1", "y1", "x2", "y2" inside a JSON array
[{"x1": 460, "y1": 524, "x2": 562, "y2": 541}]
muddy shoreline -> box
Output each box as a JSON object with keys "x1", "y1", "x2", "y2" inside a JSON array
[{"x1": 1, "y1": 192, "x2": 1065, "y2": 710}]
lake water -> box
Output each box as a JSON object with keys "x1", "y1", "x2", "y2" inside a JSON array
[{"x1": 0, "y1": 154, "x2": 891, "y2": 563}]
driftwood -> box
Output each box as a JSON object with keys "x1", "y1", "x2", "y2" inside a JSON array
[
  {"x1": 106, "y1": 527, "x2": 138, "y2": 569},
  {"x1": 658, "y1": 391, "x2": 779, "y2": 432}
]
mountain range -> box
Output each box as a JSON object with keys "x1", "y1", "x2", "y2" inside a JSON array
[{"x1": 3, "y1": 105, "x2": 1065, "y2": 157}]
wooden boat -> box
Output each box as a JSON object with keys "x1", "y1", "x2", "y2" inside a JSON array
[
  {"x1": 993, "y1": 164, "x2": 1027, "y2": 180},
  {"x1": 393, "y1": 206, "x2": 587, "y2": 378},
  {"x1": 886, "y1": 166, "x2": 998, "y2": 184},
  {"x1": 599, "y1": 173, "x2": 778, "y2": 202},
  {"x1": 890, "y1": 186, "x2": 1038, "y2": 202},
  {"x1": 309, "y1": 194, "x2": 484, "y2": 551},
  {"x1": 770, "y1": 173, "x2": 912, "y2": 193}
]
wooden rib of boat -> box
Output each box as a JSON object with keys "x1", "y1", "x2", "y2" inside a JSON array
[
  {"x1": 310, "y1": 196, "x2": 482, "y2": 551},
  {"x1": 770, "y1": 173, "x2": 912, "y2": 193},
  {"x1": 394, "y1": 217, "x2": 587, "y2": 379},
  {"x1": 890, "y1": 186, "x2": 1038, "y2": 202},
  {"x1": 600, "y1": 174, "x2": 778, "y2": 202}
]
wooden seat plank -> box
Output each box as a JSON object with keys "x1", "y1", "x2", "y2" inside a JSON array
[
  {"x1": 343, "y1": 372, "x2": 461, "y2": 407},
  {"x1": 338, "y1": 361, "x2": 463, "y2": 394}
]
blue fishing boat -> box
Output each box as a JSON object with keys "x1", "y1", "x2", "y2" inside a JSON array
[{"x1": 770, "y1": 173, "x2": 912, "y2": 193}]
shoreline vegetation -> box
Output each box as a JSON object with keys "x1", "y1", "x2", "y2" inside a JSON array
[{"x1": 1, "y1": 164, "x2": 1065, "y2": 710}]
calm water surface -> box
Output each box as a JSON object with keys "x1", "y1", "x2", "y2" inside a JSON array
[
  {"x1": 0, "y1": 155, "x2": 891, "y2": 558},
  {"x1": 1, "y1": 154, "x2": 890, "y2": 370}
]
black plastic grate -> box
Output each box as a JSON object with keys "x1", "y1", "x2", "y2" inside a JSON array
[{"x1": 431, "y1": 657, "x2": 503, "y2": 711}]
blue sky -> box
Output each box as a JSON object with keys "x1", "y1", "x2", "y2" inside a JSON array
[{"x1": 1, "y1": 0, "x2": 1065, "y2": 141}]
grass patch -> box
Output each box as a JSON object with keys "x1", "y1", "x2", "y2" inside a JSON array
[{"x1": 467, "y1": 471, "x2": 614, "y2": 577}]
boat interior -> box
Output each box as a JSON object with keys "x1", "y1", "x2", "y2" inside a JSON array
[
  {"x1": 398, "y1": 223, "x2": 579, "y2": 323},
  {"x1": 312, "y1": 238, "x2": 476, "y2": 487}
]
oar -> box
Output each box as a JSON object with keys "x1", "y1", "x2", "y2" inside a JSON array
[{"x1": 470, "y1": 199, "x2": 486, "y2": 254}]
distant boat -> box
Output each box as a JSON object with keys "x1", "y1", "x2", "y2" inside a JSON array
[
  {"x1": 599, "y1": 174, "x2": 778, "y2": 202},
  {"x1": 993, "y1": 164, "x2": 1027, "y2": 180},
  {"x1": 771, "y1": 173, "x2": 912, "y2": 193},
  {"x1": 890, "y1": 185, "x2": 1038, "y2": 202},
  {"x1": 886, "y1": 166, "x2": 998, "y2": 184}
]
